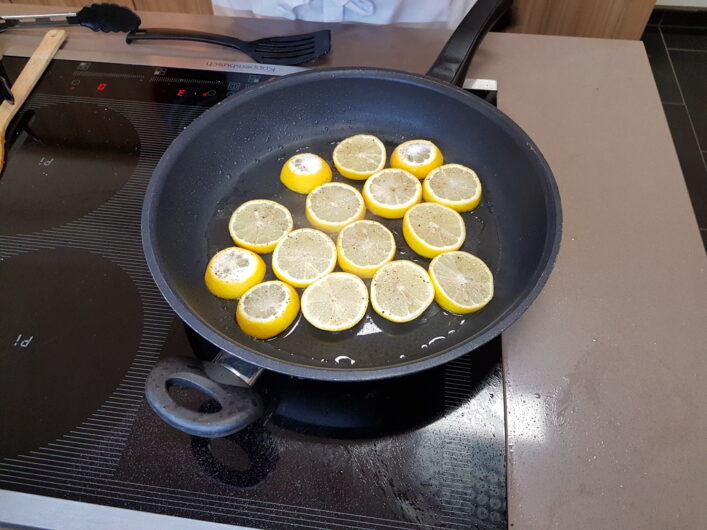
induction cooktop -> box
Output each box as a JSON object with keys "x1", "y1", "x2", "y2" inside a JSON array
[{"x1": 0, "y1": 56, "x2": 506, "y2": 529}]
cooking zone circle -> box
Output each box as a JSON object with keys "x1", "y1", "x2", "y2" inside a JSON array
[
  {"x1": 0, "y1": 248, "x2": 143, "y2": 459},
  {"x1": 0, "y1": 102, "x2": 139, "y2": 235}
]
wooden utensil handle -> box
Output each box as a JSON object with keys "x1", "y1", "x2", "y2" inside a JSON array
[{"x1": 0, "y1": 29, "x2": 66, "y2": 170}]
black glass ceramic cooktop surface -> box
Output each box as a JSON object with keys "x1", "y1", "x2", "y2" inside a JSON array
[{"x1": 0, "y1": 57, "x2": 507, "y2": 529}]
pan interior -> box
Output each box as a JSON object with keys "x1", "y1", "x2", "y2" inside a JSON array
[{"x1": 147, "y1": 71, "x2": 557, "y2": 374}]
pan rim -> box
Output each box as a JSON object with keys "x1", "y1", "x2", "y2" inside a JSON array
[{"x1": 142, "y1": 66, "x2": 562, "y2": 381}]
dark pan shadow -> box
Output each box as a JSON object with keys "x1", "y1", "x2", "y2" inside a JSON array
[{"x1": 185, "y1": 323, "x2": 501, "y2": 440}]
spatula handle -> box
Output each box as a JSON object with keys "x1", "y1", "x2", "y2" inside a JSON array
[
  {"x1": 0, "y1": 29, "x2": 66, "y2": 171},
  {"x1": 126, "y1": 28, "x2": 247, "y2": 51}
]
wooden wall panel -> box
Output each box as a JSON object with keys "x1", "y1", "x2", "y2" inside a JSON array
[
  {"x1": 510, "y1": 0, "x2": 656, "y2": 40},
  {"x1": 4, "y1": 0, "x2": 214, "y2": 13},
  {"x1": 8, "y1": 0, "x2": 135, "y2": 8},
  {"x1": 133, "y1": 0, "x2": 212, "y2": 15}
]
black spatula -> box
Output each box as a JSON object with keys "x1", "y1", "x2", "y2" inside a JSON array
[{"x1": 126, "y1": 28, "x2": 332, "y2": 66}]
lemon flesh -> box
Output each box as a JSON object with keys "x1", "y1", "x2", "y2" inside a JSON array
[
  {"x1": 272, "y1": 228, "x2": 337, "y2": 288},
  {"x1": 423, "y1": 163, "x2": 482, "y2": 212},
  {"x1": 301, "y1": 272, "x2": 369, "y2": 332},
  {"x1": 229, "y1": 199, "x2": 293, "y2": 254},
  {"x1": 429, "y1": 251, "x2": 494, "y2": 314},
  {"x1": 362, "y1": 168, "x2": 421, "y2": 219},
  {"x1": 236, "y1": 281, "x2": 300, "y2": 339},
  {"x1": 390, "y1": 139, "x2": 443, "y2": 179},
  {"x1": 403, "y1": 202, "x2": 465, "y2": 258},
  {"x1": 204, "y1": 247, "x2": 266, "y2": 299},
  {"x1": 305, "y1": 182, "x2": 365, "y2": 232},
  {"x1": 280, "y1": 153, "x2": 332, "y2": 194},
  {"x1": 337, "y1": 220, "x2": 395, "y2": 278},
  {"x1": 370, "y1": 260, "x2": 434, "y2": 323},
  {"x1": 332, "y1": 134, "x2": 386, "y2": 180}
]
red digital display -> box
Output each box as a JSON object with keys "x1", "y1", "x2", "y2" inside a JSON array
[
  {"x1": 177, "y1": 89, "x2": 187, "y2": 97},
  {"x1": 96, "y1": 83, "x2": 108, "y2": 91},
  {"x1": 201, "y1": 92, "x2": 208, "y2": 97}
]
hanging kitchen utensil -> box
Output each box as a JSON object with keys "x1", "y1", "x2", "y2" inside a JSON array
[
  {"x1": 0, "y1": 29, "x2": 66, "y2": 172},
  {"x1": 0, "y1": 3, "x2": 140, "y2": 34},
  {"x1": 126, "y1": 28, "x2": 331, "y2": 66}
]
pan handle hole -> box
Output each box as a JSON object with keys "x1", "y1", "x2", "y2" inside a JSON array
[{"x1": 167, "y1": 381, "x2": 223, "y2": 413}]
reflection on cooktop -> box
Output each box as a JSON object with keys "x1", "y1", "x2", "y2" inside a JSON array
[
  {"x1": 169, "y1": 325, "x2": 503, "y2": 501},
  {"x1": 0, "y1": 102, "x2": 139, "y2": 235},
  {"x1": 192, "y1": 414, "x2": 279, "y2": 489},
  {"x1": 0, "y1": 248, "x2": 143, "y2": 459},
  {"x1": 119, "y1": 319, "x2": 506, "y2": 528},
  {"x1": 185, "y1": 323, "x2": 487, "y2": 438}
]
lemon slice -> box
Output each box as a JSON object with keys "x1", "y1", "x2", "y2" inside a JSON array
[
  {"x1": 370, "y1": 260, "x2": 434, "y2": 323},
  {"x1": 204, "y1": 247, "x2": 266, "y2": 299},
  {"x1": 402, "y1": 202, "x2": 466, "y2": 258},
  {"x1": 229, "y1": 199, "x2": 293, "y2": 254},
  {"x1": 236, "y1": 281, "x2": 300, "y2": 339},
  {"x1": 429, "y1": 251, "x2": 494, "y2": 314},
  {"x1": 280, "y1": 153, "x2": 333, "y2": 194},
  {"x1": 272, "y1": 228, "x2": 337, "y2": 288},
  {"x1": 337, "y1": 220, "x2": 396, "y2": 278},
  {"x1": 305, "y1": 182, "x2": 366, "y2": 233},
  {"x1": 423, "y1": 163, "x2": 482, "y2": 212},
  {"x1": 301, "y1": 272, "x2": 369, "y2": 332},
  {"x1": 390, "y1": 139, "x2": 443, "y2": 179},
  {"x1": 332, "y1": 134, "x2": 386, "y2": 180},
  {"x1": 362, "y1": 168, "x2": 422, "y2": 219}
]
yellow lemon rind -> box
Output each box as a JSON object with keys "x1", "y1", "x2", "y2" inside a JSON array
[
  {"x1": 402, "y1": 204, "x2": 466, "y2": 259},
  {"x1": 300, "y1": 272, "x2": 369, "y2": 332},
  {"x1": 228, "y1": 199, "x2": 294, "y2": 254},
  {"x1": 280, "y1": 153, "x2": 333, "y2": 194},
  {"x1": 362, "y1": 168, "x2": 422, "y2": 219},
  {"x1": 422, "y1": 163, "x2": 482, "y2": 212},
  {"x1": 332, "y1": 134, "x2": 386, "y2": 180},
  {"x1": 370, "y1": 260, "x2": 434, "y2": 323},
  {"x1": 204, "y1": 247, "x2": 266, "y2": 299},
  {"x1": 236, "y1": 281, "x2": 300, "y2": 339},
  {"x1": 390, "y1": 139, "x2": 443, "y2": 179},
  {"x1": 271, "y1": 228, "x2": 337, "y2": 288},
  {"x1": 336, "y1": 220, "x2": 396, "y2": 279},
  {"x1": 428, "y1": 252, "x2": 494, "y2": 314},
  {"x1": 305, "y1": 182, "x2": 366, "y2": 233}
]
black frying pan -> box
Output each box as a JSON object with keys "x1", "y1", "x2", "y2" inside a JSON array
[{"x1": 144, "y1": 0, "x2": 562, "y2": 437}]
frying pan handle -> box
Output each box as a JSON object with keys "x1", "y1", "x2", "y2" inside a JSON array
[
  {"x1": 426, "y1": 0, "x2": 511, "y2": 87},
  {"x1": 145, "y1": 356, "x2": 264, "y2": 438}
]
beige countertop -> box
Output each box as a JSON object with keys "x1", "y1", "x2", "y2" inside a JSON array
[{"x1": 2, "y1": 5, "x2": 706, "y2": 529}]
